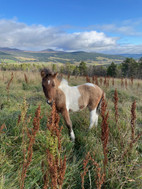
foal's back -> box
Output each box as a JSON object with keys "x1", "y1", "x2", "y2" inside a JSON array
[
  {"x1": 78, "y1": 83, "x2": 103, "y2": 111},
  {"x1": 58, "y1": 79, "x2": 103, "y2": 112}
]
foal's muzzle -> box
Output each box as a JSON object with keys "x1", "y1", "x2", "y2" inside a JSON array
[{"x1": 47, "y1": 100, "x2": 53, "y2": 106}]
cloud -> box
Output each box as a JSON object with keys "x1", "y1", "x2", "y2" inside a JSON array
[
  {"x1": 53, "y1": 31, "x2": 117, "y2": 51},
  {"x1": 0, "y1": 19, "x2": 116, "y2": 51},
  {"x1": 98, "y1": 24, "x2": 139, "y2": 36},
  {"x1": 85, "y1": 24, "x2": 142, "y2": 36},
  {"x1": 122, "y1": 18, "x2": 142, "y2": 27},
  {"x1": 104, "y1": 43, "x2": 142, "y2": 54},
  {"x1": 82, "y1": 18, "x2": 142, "y2": 37},
  {"x1": 0, "y1": 18, "x2": 142, "y2": 54}
]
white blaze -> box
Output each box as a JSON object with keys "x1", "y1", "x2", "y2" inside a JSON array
[{"x1": 48, "y1": 80, "x2": 50, "y2": 85}]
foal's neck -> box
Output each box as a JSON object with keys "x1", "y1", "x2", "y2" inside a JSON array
[{"x1": 58, "y1": 79, "x2": 69, "y2": 89}]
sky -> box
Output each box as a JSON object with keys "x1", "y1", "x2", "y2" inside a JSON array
[{"x1": 0, "y1": 0, "x2": 142, "y2": 54}]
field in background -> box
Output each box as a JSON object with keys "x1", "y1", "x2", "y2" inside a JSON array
[
  {"x1": 0, "y1": 49, "x2": 125, "y2": 65},
  {"x1": 0, "y1": 70, "x2": 142, "y2": 189}
]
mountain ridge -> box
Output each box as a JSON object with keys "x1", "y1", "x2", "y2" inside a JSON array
[{"x1": 0, "y1": 47, "x2": 142, "y2": 65}]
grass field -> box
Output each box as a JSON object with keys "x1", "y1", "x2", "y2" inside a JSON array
[{"x1": 0, "y1": 70, "x2": 142, "y2": 189}]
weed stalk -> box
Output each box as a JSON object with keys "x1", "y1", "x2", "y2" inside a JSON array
[{"x1": 101, "y1": 94, "x2": 109, "y2": 176}]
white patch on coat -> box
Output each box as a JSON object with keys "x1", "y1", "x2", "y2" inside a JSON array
[
  {"x1": 89, "y1": 108, "x2": 98, "y2": 129},
  {"x1": 85, "y1": 83, "x2": 95, "y2": 87},
  {"x1": 48, "y1": 80, "x2": 50, "y2": 85},
  {"x1": 59, "y1": 79, "x2": 81, "y2": 112}
]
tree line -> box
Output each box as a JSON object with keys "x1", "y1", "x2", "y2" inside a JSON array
[
  {"x1": 1, "y1": 57, "x2": 142, "y2": 79},
  {"x1": 57, "y1": 57, "x2": 142, "y2": 79}
]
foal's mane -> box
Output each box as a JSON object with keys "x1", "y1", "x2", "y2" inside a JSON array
[
  {"x1": 60, "y1": 79, "x2": 69, "y2": 86},
  {"x1": 41, "y1": 68, "x2": 53, "y2": 78},
  {"x1": 41, "y1": 68, "x2": 66, "y2": 85}
]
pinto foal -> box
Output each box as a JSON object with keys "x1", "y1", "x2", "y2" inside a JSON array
[{"x1": 41, "y1": 69, "x2": 103, "y2": 141}]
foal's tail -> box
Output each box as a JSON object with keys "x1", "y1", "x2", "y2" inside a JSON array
[{"x1": 96, "y1": 93, "x2": 105, "y2": 113}]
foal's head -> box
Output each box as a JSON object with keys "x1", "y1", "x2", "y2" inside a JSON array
[{"x1": 41, "y1": 69, "x2": 58, "y2": 105}]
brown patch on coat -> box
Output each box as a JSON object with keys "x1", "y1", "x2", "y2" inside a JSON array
[
  {"x1": 54, "y1": 88, "x2": 66, "y2": 112},
  {"x1": 78, "y1": 84, "x2": 103, "y2": 111}
]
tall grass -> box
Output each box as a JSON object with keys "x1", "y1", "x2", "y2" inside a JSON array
[{"x1": 0, "y1": 70, "x2": 142, "y2": 188}]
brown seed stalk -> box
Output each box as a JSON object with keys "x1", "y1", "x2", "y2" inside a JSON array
[
  {"x1": 86, "y1": 75, "x2": 91, "y2": 83},
  {"x1": 81, "y1": 152, "x2": 105, "y2": 189},
  {"x1": 43, "y1": 102, "x2": 66, "y2": 189},
  {"x1": 101, "y1": 94, "x2": 109, "y2": 176},
  {"x1": 112, "y1": 78, "x2": 114, "y2": 86},
  {"x1": 130, "y1": 101, "x2": 136, "y2": 143},
  {"x1": 24, "y1": 73, "x2": 28, "y2": 84},
  {"x1": 20, "y1": 105, "x2": 41, "y2": 189},
  {"x1": 121, "y1": 78, "x2": 124, "y2": 87},
  {"x1": 114, "y1": 88, "x2": 119, "y2": 124},
  {"x1": 0, "y1": 124, "x2": 6, "y2": 134}
]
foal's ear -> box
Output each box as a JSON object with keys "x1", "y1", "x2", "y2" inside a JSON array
[
  {"x1": 41, "y1": 70, "x2": 46, "y2": 78},
  {"x1": 53, "y1": 72, "x2": 58, "y2": 78}
]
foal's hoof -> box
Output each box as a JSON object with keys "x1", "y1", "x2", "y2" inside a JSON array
[
  {"x1": 70, "y1": 130, "x2": 75, "y2": 142},
  {"x1": 71, "y1": 137, "x2": 75, "y2": 143}
]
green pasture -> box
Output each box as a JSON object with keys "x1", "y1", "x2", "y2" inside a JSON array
[{"x1": 0, "y1": 70, "x2": 142, "y2": 189}]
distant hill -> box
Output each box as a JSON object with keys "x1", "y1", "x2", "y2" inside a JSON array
[
  {"x1": 0, "y1": 50, "x2": 18, "y2": 62},
  {"x1": 1, "y1": 47, "x2": 140, "y2": 65},
  {"x1": 119, "y1": 54, "x2": 142, "y2": 59},
  {"x1": 40, "y1": 49, "x2": 61, "y2": 53},
  {"x1": 0, "y1": 47, "x2": 22, "y2": 52}
]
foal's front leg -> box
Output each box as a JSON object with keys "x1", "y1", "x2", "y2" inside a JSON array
[{"x1": 61, "y1": 109, "x2": 75, "y2": 141}]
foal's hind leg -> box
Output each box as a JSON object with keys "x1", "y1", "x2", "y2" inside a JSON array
[
  {"x1": 89, "y1": 108, "x2": 98, "y2": 130},
  {"x1": 62, "y1": 109, "x2": 75, "y2": 141}
]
